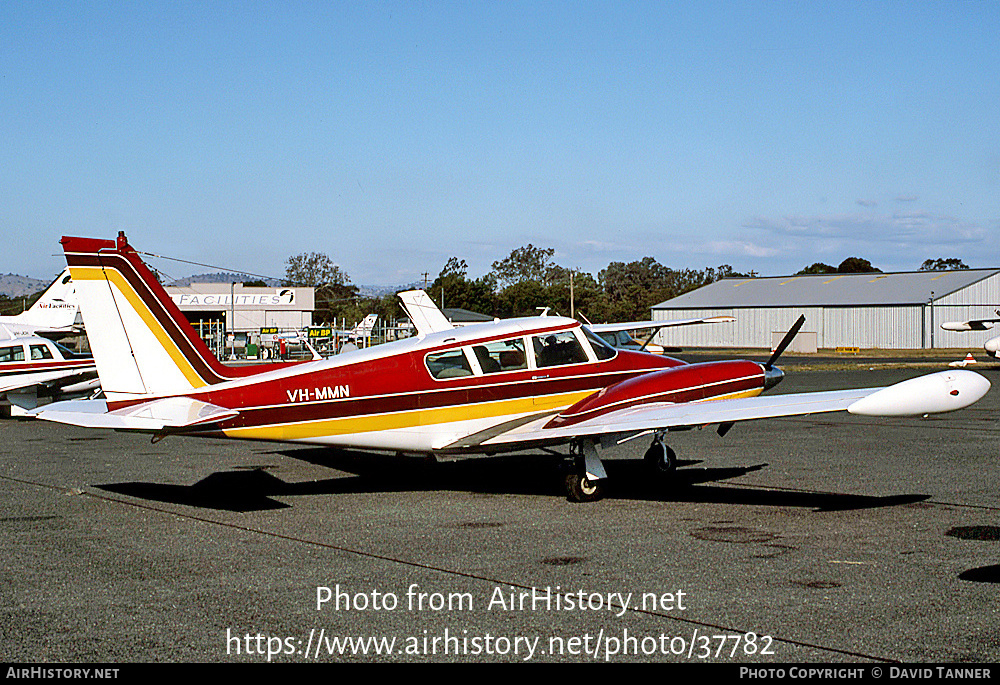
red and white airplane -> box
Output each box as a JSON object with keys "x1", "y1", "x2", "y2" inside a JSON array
[
  {"x1": 1, "y1": 335, "x2": 98, "y2": 411},
  {"x1": 0, "y1": 268, "x2": 82, "y2": 340},
  {"x1": 31, "y1": 233, "x2": 991, "y2": 501}
]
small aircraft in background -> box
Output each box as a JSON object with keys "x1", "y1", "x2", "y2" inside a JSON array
[
  {"x1": 942, "y1": 310, "x2": 1000, "y2": 357},
  {"x1": 333, "y1": 313, "x2": 379, "y2": 353},
  {"x1": 31, "y1": 233, "x2": 991, "y2": 502},
  {"x1": 1, "y1": 335, "x2": 98, "y2": 412},
  {"x1": 585, "y1": 316, "x2": 735, "y2": 354},
  {"x1": 0, "y1": 269, "x2": 82, "y2": 340}
]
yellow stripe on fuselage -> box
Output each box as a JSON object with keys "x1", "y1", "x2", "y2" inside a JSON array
[
  {"x1": 223, "y1": 390, "x2": 596, "y2": 442},
  {"x1": 223, "y1": 385, "x2": 765, "y2": 443},
  {"x1": 70, "y1": 265, "x2": 208, "y2": 389}
]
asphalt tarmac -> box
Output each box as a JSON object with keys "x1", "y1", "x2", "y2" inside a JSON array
[{"x1": 2, "y1": 365, "x2": 999, "y2": 663}]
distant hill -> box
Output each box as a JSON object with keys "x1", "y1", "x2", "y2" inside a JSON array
[
  {"x1": 168, "y1": 272, "x2": 279, "y2": 287},
  {"x1": 356, "y1": 282, "x2": 424, "y2": 298},
  {"x1": 0, "y1": 273, "x2": 49, "y2": 298}
]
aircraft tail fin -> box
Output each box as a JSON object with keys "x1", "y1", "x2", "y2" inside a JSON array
[
  {"x1": 397, "y1": 290, "x2": 453, "y2": 336},
  {"x1": 22, "y1": 268, "x2": 79, "y2": 327},
  {"x1": 353, "y1": 313, "x2": 378, "y2": 337},
  {"x1": 0, "y1": 269, "x2": 81, "y2": 340},
  {"x1": 60, "y1": 232, "x2": 248, "y2": 404}
]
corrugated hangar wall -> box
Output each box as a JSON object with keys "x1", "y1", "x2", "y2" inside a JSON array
[
  {"x1": 652, "y1": 271, "x2": 1000, "y2": 350},
  {"x1": 652, "y1": 307, "x2": 927, "y2": 349}
]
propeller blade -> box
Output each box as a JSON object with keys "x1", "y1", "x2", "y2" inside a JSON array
[{"x1": 765, "y1": 315, "x2": 805, "y2": 369}]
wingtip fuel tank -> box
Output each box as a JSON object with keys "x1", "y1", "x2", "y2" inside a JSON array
[{"x1": 847, "y1": 370, "x2": 990, "y2": 417}]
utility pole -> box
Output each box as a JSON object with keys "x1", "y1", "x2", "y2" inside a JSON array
[
  {"x1": 570, "y1": 270, "x2": 575, "y2": 319},
  {"x1": 230, "y1": 282, "x2": 236, "y2": 360},
  {"x1": 929, "y1": 291, "x2": 935, "y2": 349}
]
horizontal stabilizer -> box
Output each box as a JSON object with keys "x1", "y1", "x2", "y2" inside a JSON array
[{"x1": 31, "y1": 396, "x2": 238, "y2": 431}]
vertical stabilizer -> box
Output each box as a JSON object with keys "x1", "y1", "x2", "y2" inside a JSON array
[
  {"x1": 60, "y1": 233, "x2": 247, "y2": 404},
  {"x1": 0, "y1": 269, "x2": 81, "y2": 340},
  {"x1": 398, "y1": 290, "x2": 453, "y2": 336},
  {"x1": 20, "y1": 268, "x2": 79, "y2": 328}
]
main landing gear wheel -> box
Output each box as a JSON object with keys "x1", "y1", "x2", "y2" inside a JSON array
[
  {"x1": 644, "y1": 439, "x2": 676, "y2": 478},
  {"x1": 564, "y1": 470, "x2": 605, "y2": 503}
]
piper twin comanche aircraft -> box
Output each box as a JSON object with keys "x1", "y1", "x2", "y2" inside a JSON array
[
  {"x1": 1, "y1": 335, "x2": 97, "y2": 411},
  {"x1": 31, "y1": 233, "x2": 992, "y2": 502},
  {"x1": 942, "y1": 311, "x2": 1000, "y2": 358},
  {"x1": 0, "y1": 268, "x2": 82, "y2": 340}
]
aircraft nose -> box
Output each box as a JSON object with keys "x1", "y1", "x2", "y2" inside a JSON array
[{"x1": 762, "y1": 364, "x2": 784, "y2": 390}]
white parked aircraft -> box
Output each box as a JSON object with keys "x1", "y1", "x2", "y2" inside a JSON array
[
  {"x1": 0, "y1": 335, "x2": 98, "y2": 410},
  {"x1": 941, "y1": 310, "x2": 1000, "y2": 357},
  {"x1": 0, "y1": 269, "x2": 82, "y2": 340}
]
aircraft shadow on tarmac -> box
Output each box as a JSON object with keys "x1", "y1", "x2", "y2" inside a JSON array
[{"x1": 95, "y1": 447, "x2": 930, "y2": 513}]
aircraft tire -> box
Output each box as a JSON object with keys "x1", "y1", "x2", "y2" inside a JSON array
[
  {"x1": 564, "y1": 471, "x2": 605, "y2": 503},
  {"x1": 644, "y1": 440, "x2": 677, "y2": 477}
]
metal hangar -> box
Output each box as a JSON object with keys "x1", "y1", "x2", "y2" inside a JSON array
[{"x1": 651, "y1": 269, "x2": 1000, "y2": 350}]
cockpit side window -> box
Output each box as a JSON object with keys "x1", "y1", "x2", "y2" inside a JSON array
[
  {"x1": 531, "y1": 330, "x2": 590, "y2": 368},
  {"x1": 30, "y1": 344, "x2": 54, "y2": 360}
]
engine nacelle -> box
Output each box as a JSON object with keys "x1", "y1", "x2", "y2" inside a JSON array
[{"x1": 546, "y1": 360, "x2": 766, "y2": 428}]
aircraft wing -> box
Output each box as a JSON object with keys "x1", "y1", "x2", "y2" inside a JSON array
[
  {"x1": 468, "y1": 370, "x2": 990, "y2": 449},
  {"x1": 0, "y1": 369, "x2": 97, "y2": 395},
  {"x1": 941, "y1": 311, "x2": 1000, "y2": 331},
  {"x1": 587, "y1": 316, "x2": 735, "y2": 333},
  {"x1": 31, "y1": 396, "x2": 239, "y2": 432}
]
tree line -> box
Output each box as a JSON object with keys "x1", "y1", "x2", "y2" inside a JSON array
[{"x1": 281, "y1": 244, "x2": 971, "y2": 327}]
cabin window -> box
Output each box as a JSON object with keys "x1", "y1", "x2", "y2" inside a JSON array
[
  {"x1": 425, "y1": 348, "x2": 474, "y2": 379},
  {"x1": 531, "y1": 330, "x2": 589, "y2": 368},
  {"x1": 30, "y1": 345, "x2": 54, "y2": 360},
  {"x1": 471, "y1": 338, "x2": 528, "y2": 374},
  {"x1": 0, "y1": 345, "x2": 25, "y2": 363}
]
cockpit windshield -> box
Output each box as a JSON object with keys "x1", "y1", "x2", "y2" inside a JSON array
[{"x1": 581, "y1": 326, "x2": 618, "y2": 361}]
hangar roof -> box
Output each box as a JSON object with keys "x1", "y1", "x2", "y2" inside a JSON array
[{"x1": 653, "y1": 269, "x2": 1000, "y2": 309}]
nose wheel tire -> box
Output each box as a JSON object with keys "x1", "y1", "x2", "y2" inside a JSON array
[{"x1": 644, "y1": 439, "x2": 677, "y2": 477}]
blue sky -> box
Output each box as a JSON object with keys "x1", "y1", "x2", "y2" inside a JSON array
[{"x1": 2, "y1": 1, "x2": 998, "y2": 285}]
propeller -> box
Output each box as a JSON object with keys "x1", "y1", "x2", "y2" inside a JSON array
[
  {"x1": 765, "y1": 314, "x2": 806, "y2": 370},
  {"x1": 717, "y1": 314, "x2": 805, "y2": 438}
]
